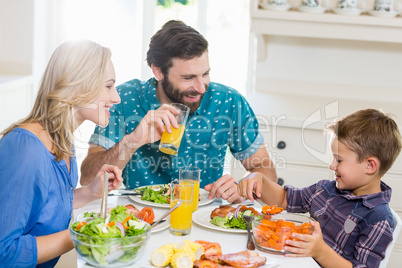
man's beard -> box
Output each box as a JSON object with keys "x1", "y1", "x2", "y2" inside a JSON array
[{"x1": 161, "y1": 77, "x2": 206, "y2": 113}]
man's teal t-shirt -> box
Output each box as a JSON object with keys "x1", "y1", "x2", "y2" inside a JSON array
[{"x1": 89, "y1": 78, "x2": 263, "y2": 189}]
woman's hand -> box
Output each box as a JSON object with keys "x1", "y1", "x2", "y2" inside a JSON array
[
  {"x1": 90, "y1": 164, "x2": 123, "y2": 199},
  {"x1": 126, "y1": 104, "x2": 179, "y2": 146}
]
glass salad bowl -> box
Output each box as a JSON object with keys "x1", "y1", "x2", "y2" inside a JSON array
[
  {"x1": 70, "y1": 206, "x2": 151, "y2": 267},
  {"x1": 252, "y1": 211, "x2": 314, "y2": 254}
]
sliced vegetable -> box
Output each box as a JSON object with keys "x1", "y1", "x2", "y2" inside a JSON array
[
  {"x1": 138, "y1": 207, "x2": 155, "y2": 224},
  {"x1": 76, "y1": 221, "x2": 86, "y2": 230},
  {"x1": 262, "y1": 205, "x2": 283, "y2": 215},
  {"x1": 234, "y1": 205, "x2": 242, "y2": 219},
  {"x1": 122, "y1": 216, "x2": 132, "y2": 229},
  {"x1": 116, "y1": 222, "x2": 125, "y2": 237},
  {"x1": 107, "y1": 221, "x2": 115, "y2": 227}
]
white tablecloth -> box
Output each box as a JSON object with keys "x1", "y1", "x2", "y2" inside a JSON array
[{"x1": 73, "y1": 196, "x2": 320, "y2": 268}]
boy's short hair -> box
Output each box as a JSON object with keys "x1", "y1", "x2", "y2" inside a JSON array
[{"x1": 326, "y1": 109, "x2": 402, "y2": 177}]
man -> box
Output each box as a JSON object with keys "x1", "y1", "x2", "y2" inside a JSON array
[{"x1": 81, "y1": 20, "x2": 277, "y2": 203}]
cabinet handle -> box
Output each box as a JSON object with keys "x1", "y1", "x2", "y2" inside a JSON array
[
  {"x1": 277, "y1": 141, "x2": 286, "y2": 149},
  {"x1": 278, "y1": 178, "x2": 284, "y2": 186}
]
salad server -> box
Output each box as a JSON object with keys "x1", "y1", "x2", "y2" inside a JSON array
[{"x1": 100, "y1": 172, "x2": 108, "y2": 218}]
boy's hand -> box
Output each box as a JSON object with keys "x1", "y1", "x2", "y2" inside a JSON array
[
  {"x1": 236, "y1": 172, "x2": 263, "y2": 202},
  {"x1": 284, "y1": 221, "x2": 326, "y2": 258}
]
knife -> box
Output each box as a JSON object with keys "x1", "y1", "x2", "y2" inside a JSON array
[{"x1": 108, "y1": 191, "x2": 142, "y2": 196}]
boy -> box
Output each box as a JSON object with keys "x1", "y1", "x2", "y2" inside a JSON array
[{"x1": 237, "y1": 109, "x2": 401, "y2": 268}]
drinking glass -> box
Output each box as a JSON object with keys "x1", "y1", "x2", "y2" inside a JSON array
[
  {"x1": 179, "y1": 166, "x2": 201, "y2": 212},
  {"x1": 159, "y1": 103, "x2": 190, "y2": 155},
  {"x1": 169, "y1": 180, "x2": 193, "y2": 236}
]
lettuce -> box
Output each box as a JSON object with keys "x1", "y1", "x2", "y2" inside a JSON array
[
  {"x1": 71, "y1": 206, "x2": 149, "y2": 266},
  {"x1": 141, "y1": 188, "x2": 169, "y2": 204}
]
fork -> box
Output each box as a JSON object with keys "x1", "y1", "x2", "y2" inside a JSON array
[{"x1": 243, "y1": 215, "x2": 255, "y2": 250}]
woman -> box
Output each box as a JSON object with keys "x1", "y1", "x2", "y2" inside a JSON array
[{"x1": 0, "y1": 40, "x2": 122, "y2": 267}]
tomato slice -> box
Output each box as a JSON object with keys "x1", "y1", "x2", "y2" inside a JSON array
[{"x1": 138, "y1": 207, "x2": 155, "y2": 224}]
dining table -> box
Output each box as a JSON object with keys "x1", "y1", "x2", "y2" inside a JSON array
[{"x1": 73, "y1": 194, "x2": 320, "y2": 268}]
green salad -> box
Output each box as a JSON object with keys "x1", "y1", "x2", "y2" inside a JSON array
[
  {"x1": 210, "y1": 209, "x2": 263, "y2": 230},
  {"x1": 70, "y1": 205, "x2": 150, "y2": 266},
  {"x1": 136, "y1": 184, "x2": 170, "y2": 204}
]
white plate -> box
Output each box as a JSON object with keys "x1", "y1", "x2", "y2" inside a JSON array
[
  {"x1": 192, "y1": 206, "x2": 247, "y2": 233},
  {"x1": 333, "y1": 7, "x2": 363, "y2": 16},
  {"x1": 260, "y1": 3, "x2": 292, "y2": 11},
  {"x1": 129, "y1": 186, "x2": 215, "y2": 208},
  {"x1": 368, "y1": 9, "x2": 399, "y2": 18},
  {"x1": 76, "y1": 206, "x2": 169, "y2": 234},
  {"x1": 297, "y1": 6, "x2": 327, "y2": 13}
]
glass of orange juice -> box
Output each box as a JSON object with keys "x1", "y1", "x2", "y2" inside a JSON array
[
  {"x1": 179, "y1": 166, "x2": 201, "y2": 212},
  {"x1": 169, "y1": 180, "x2": 193, "y2": 236},
  {"x1": 159, "y1": 103, "x2": 190, "y2": 155}
]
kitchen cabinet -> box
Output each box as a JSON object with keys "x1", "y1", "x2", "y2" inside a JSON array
[{"x1": 230, "y1": 0, "x2": 402, "y2": 266}]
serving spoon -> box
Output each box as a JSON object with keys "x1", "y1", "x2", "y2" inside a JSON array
[{"x1": 99, "y1": 172, "x2": 109, "y2": 219}]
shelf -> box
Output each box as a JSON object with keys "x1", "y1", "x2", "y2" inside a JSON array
[{"x1": 251, "y1": 0, "x2": 402, "y2": 45}]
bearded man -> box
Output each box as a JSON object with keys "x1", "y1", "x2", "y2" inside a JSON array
[{"x1": 80, "y1": 20, "x2": 277, "y2": 203}]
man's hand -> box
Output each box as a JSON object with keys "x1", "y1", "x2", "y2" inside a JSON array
[
  {"x1": 204, "y1": 174, "x2": 245, "y2": 204},
  {"x1": 126, "y1": 104, "x2": 179, "y2": 147}
]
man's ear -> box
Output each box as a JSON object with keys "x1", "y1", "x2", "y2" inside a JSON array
[
  {"x1": 151, "y1": 64, "x2": 164, "y2": 81},
  {"x1": 366, "y1": 157, "x2": 380, "y2": 175}
]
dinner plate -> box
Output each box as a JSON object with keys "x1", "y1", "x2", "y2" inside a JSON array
[
  {"x1": 192, "y1": 205, "x2": 247, "y2": 233},
  {"x1": 76, "y1": 206, "x2": 169, "y2": 234},
  {"x1": 367, "y1": 10, "x2": 399, "y2": 18},
  {"x1": 260, "y1": 3, "x2": 292, "y2": 11},
  {"x1": 129, "y1": 186, "x2": 215, "y2": 208},
  {"x1": 333, "y1": 8, "x2": 363, "y2": 16},
  {"x1": 297, "y1": 6, "x2": 327, "y2": 13}
]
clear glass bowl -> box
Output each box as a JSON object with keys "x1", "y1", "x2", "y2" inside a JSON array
[
  {"x1": 70, "y1": 221, "x2": 151, "y2": 267},
  {"x1": 252, "y1": 211, "x2": 314, "y2": 254}
]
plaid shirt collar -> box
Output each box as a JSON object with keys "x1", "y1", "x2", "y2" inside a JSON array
[{"x1": 336, "y1": 181, "x2": 392, "y2": 209}]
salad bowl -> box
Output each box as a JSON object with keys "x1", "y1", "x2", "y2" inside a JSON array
[
  {"x1": 70, "y1": 206, "x2": 151, "y2": 267},
  {"x1": 252, "y1": 211, "x2": 314, "y2": 254}
]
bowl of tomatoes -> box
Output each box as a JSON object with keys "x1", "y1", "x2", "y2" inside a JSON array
[{"x1": 252, "y1": 211, "x2": 314, "y2": 253}]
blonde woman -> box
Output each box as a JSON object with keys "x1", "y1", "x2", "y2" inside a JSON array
[{"x1": 0, "y1": 40, "x2": 122, "y2": 267}]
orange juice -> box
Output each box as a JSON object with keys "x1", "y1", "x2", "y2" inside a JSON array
[
  {"x1": 170, "y1": 199, "x2": 193, "y2": 231},
  {"x1": 159, "y1": 124, "x2": 185, "y2": 155},
  {"x1": 182, "y1": 179, "x2": 200, "y2": 212}
]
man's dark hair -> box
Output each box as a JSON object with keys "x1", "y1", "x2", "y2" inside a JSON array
[{"x1": 146, "y1": 20, "x2": 208, "y2": 76}]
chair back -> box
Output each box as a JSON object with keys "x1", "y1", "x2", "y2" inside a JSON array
[{"x1": 379, "y1": 208, "x2": 401, "y2": 268}]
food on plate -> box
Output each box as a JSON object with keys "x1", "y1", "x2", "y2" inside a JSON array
[
  {"x1": 209, "y1": 205, "x2": 263, "y2": 230},
  {"x1": 171, "y1": 251, "x2": 195, "y2": 268},
  {"x1": 253, "y1": 218, "x2": 313, "y2": 252},
  {"x1": 152, "y1": 240, "x2": 267, "y2": 268},
  {"x1": 194, "y1": 249, "x2": 267, "y2": 268},
  {"x1": 135, "y1": 184, "x2": 170, "y2": 204},
  {"x1": 151, "y1": 240, "x2": 205, "y2": 268},
  {"x1": 151, "y1": 243, "x2": 176, "y2": 266},
  {"x1": 70, "y1": 205, "x2": 150, "y2": 266},
  {"x1": 175, "y1": 240, "x2": 204, "y2": 260},
  {"x1": 124, "y1": 204, "x2": 140, "y2": 216},
  {"x1": 195, "y1": 240, "x2": 222, "y2": 257},
  {"x1": 261, "y1": 205, "x2": 283, "y2": 215},
  {"x1": 137, "y1": 207, "x2": 155, "y2": 224}
]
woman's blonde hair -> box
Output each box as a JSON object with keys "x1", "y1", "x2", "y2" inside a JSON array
[{"x1": 1, "y1": 40, "x2": 111, "y2": 161}]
